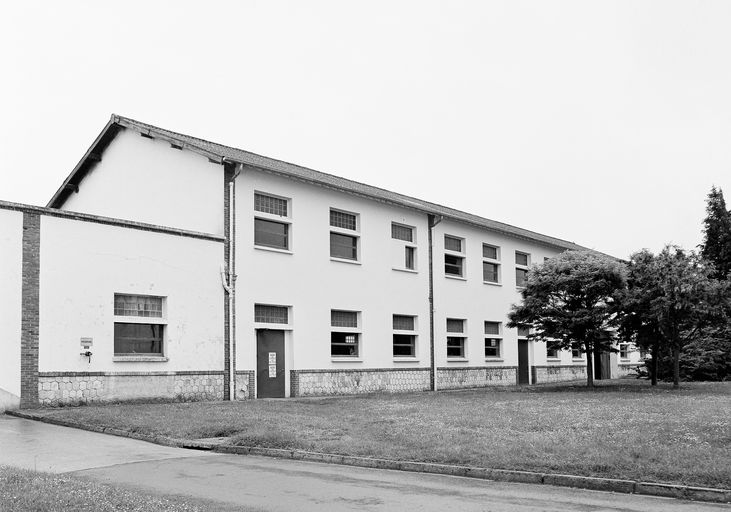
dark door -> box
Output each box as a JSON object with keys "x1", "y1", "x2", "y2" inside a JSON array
[
  {"x1": 594, "y1": 351, "x2": 611, "y2": 380},
  {"x1": 518, "y1": 339, "x2": 530, "y2": 384},
  {"x1": 257, "y1": 330, "x2": 285, "y2": 398}
]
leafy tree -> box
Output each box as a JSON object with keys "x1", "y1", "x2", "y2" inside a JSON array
[
  {"x1": 700, "y1": 186, "x2": 731, "y2": 280},
  {"x1": 618, "y1": 246, "x2": 725, "y2": 388},
  {"x1": 507, "y1": 250, "x2": 627, "y2": 387}
]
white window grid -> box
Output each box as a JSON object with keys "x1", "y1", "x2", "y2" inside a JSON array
[
  {"x1": 254, "y1": 304, "x2": 289, "y2": 324},
  {"x1": 255, "y1": 193, "x2": 288, "y2": 217},
  {"x1": 330, "y1": 209, "x2": 357, "y2": 231}
]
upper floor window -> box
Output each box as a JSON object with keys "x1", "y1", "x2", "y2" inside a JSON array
[
  {"x1": 254, "y1": 304, "x2": 289, "y2": 325},
  {"x1": 113, "y1": 294, "x2": 165, "y2": 357},
  {"x1": 392, "y1": 223, "x2": 416, "y2": 271},
  {"x1": 515, "y1": 251, "x2": 530, "y2": 287},
  {"x1": 330, "y1": 209, "x2": 359, "y2": 261},
  {"x1": 482, "y1": 243, "x2": 501, "y2": 284},
  {"x1": 619, "y1": 343, "x2": 630, "y2": 360},
  {"x1": 444, "y1": 235, "x2": 465, "y2": 278},
  {"x1": 254, "y1": 192, "x2": 291, "y2": 251}
]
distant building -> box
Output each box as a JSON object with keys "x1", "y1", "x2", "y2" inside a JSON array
[{"x1": 0, "y1": 115, "x2": 640, "y2": 409}]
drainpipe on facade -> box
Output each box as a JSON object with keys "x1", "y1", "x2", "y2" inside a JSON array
[
  {"x1": 223, "y1": 161, "x2": 242, "y2": 401},
  {"x1": 427, "y1": 214, "x2": 443, "y2": 392}
]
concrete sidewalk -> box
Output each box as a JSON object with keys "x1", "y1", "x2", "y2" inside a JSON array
[{"x1": 1, "y1": 415, "x2": 729, "y2": 511}]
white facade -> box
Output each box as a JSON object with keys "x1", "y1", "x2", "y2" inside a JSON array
[{"x1": 1, "y1": 115, "x2": 641, "y2": 408}]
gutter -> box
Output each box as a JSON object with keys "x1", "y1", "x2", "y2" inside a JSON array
[
  {"x1": 222, "y1": 161, "x2": 242, "y2": 400},
  {"x1": 428, "y1": 214, "x2": 443, "y2": 391}
]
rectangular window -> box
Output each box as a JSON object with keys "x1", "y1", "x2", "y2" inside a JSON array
[
  {"x1": 444, "y1": 235, "x2": 462, "y2": 252},
  {"x1": 255, "y1": 218, "x2": 289, "y2": 250},
  {"x1": 330, "y1": 210, "x2": 357, "y2": 231},
  {"x1": 619, "y1": 343, "x2": 629, "y2": 359},
  {"x1": 405, "y1": 246, "x2": 416, "y2": 270},
  {"x1": 391, "y1": 223, "x2": 413, "y2": 242},
  {"x1": 483, "y1": 244, "x2": 498, "y2": 260},
  {"x1": 114, "y1": 294, "x2": 165, "y2": 356},
  {"x1": 482, "y1": 243, "x2": 501, "y2": 284},
  {"x1": 393, "y1": 314, "x2": 416, "y2": 357},
  {"x1": 517, "y1": 326, "x2": 530, "y2": 338},
  {"x1": 484, "y1": 321, "x2": 501, "y2": 358},
  {"x1": 515, "y1": 268, "x2": 529, "y2": 287},
  {"x1": 445, "y1": 254, "x2": 464, "y2": 276},
  {"x1": 447, "y1": 318, "x2": 466, "y2": 358},
  {"x1": 255, "y1": 304, "x2": 289, "y2": 324},
  {"x1": 547, "y1": 341, "x2": 560, "y2": 359},
  {"x1": 331, "y1": 310, "x2": 360, "y2": 357},
  {"x1": 515, "y1": 251, "x2": 530, "y2": 266},
  {"x1": 330, "y1": 232, "x2": 358, "y2": 260},
  {"x1": 572, "y1": 347, "x2": 583, "y2": 359},
  {"x1": 255, "y1": 193, "x2": 288, "y2": 217}
]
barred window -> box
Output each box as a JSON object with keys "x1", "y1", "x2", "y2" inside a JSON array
[
  {"x1": 114, "y1": 295, "x2": 163, "y2": 317},
  {"x1": 391, "y1": 223, "x2": 413, "y2": 242},
  {"x1": 331, "y1": 310, "x2": 358, "y2": 328},
  {"x1": 444, "y1": 235, "x2": 462, "y2": 252},
  {"x1": 255, "y1": 193, "x2": 288, "y2": 216},
  {"x1": 330, "y1": 209, "x2": 357, "y2": 230},
  {"x1": 393, "y1": 315, "x2": 415, "y2": 331},
  {"x1": 255, "y1": 304, "x2": 288, "y2": 324},
  {"x1": 447, "y1": 318, "x2": 464, "y2": 333},
  {"x1": 485, "y1": 321, "x2": 500, "y2": 335}
]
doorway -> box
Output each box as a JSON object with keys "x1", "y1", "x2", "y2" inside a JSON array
[
  {"x1": 256, "y1": 330, "x2": 285, "y2": 398},
  {"x1": 518, "y1": 339, "x2": 530, "y2": 384}
]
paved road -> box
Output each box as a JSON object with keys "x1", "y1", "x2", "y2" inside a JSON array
[{"x1": 1, "y1": 415, "x2": 728, "y2": 511}]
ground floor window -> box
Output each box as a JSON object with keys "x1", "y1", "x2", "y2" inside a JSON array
[
  {"x1": 447, "y1": 318, "x2": 466, "y2": 358},
  {"x1": 484, "y1": 321, "x2": 501, "y2": 358},
  {"x1": 619, "y1": 343, "x2": 629, "y2": 359},
  {"x1": 331, "y1": 309, "x2": 360, "y2": 357},
  {"x1": 114, "y1": 294, "x2": 165, "y2": 356},
  {"x1": 393, "y1": 314, "x2": 416, "y2": 357}
]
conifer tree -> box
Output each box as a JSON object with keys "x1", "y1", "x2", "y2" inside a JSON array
[{"x1": 700, "y1": 186, "x2": 731, "y2": 279}]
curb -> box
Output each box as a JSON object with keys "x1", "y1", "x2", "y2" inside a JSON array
[{"x1": 6, "y1": 410, "x2": 731, "y2": 504}]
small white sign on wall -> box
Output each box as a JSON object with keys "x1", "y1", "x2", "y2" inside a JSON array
[
  {"x1": 268, "y1": 352, "x2": 276, "y2": 364},
  {"x1": 268, "y1": 364, "x2": 277, "y2": 378}
]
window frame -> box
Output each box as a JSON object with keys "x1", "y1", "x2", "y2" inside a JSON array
[
  {"x1": 254, "y1": 303, "x2": 291, "y2": 328},
  {"x1": 515, "y1": 251, "x2": 531, "y2": 287},
  {"x1": 444, "y1": 235, "x2": 465, "y2": 279},
  {"x1": 392, "y1": 222, "x2": 417, "y2": 272},
  {"x1": 482, "y1": 243, "x2": 501, "y2": 285},
  {"x1": 446, "y1": 318, "x2": 467, "y2": 359},
  {"x1": 330, "y1": 309, "x2": 361, "y2": 359},
  {"x1": 484, "y1": 321, "x2": 502, "y2": 359},
  {"x1": 113, "y1": 294, "x2": 167, "y2": 360},
  {"x1": 392, "y1": 314, "x2": 417, "y2": 358},
  {"x1": 330, "y1": 208, "x2": 360, "y2": 262},
  {"x1": 619, "y1": 343, "x2": 630, "y2": 360},
  {"x1": 254, "y1": 191, "x2": 292, "y2": 253}
]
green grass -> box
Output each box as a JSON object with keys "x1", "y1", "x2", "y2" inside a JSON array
[
  {"x1": 26, "y1": 380, "x2": 731, "y2": 489},
  {"x1": 0, "y1": 466, "x2": 255, "y2": 512}
]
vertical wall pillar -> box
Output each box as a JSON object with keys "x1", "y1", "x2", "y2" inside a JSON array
[
  {"x1": 20, "y1": 212, "x2": 40, "y2": 408},
  {"x1": 223, "y1": 165, "x2": 235, "y2": 400}
]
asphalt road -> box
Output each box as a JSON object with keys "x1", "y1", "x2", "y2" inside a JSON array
[{"x1": 1, "y1": 415, "x2": 727, "y2": 511}]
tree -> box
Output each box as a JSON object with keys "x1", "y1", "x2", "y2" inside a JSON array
[
  {"x1": 617, "y1": 246, "x2": 724, "y2": 388},
  {"x1": 507, "y1": 250, "x2": 627, "y2": 387},
  {"x1": 700, "y1": 186, "x2": 731, "y2": 280}
]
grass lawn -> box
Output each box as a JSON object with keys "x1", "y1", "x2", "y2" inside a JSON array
[
  {"x1": 0, "y1": 466, "x2": 257, "y2": 512},
  {"x1": 26, "y1": 379, "x2": 731, "y2": 489}
]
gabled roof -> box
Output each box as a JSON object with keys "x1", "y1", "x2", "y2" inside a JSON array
[{"x1": 48, "y1": 114, "x2": 592, "y2": 252}]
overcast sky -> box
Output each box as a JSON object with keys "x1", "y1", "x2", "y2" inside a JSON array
[{"x1": 1, "y1": 1, "x2": 730, "y2": 259}]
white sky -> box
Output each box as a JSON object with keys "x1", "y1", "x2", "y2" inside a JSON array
[{"x1": 1, "y1": 1, "x2": 730, "y2": 259}]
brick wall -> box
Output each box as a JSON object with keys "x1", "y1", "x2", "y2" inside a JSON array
[
  {"x1": 37, "y1": 371, "x2": 225, "y2": 406},
  {"x1": 20, "y1": 213, "x2": 40, "y2": 408},
  {"x1": 436, "y1": 366, "x2": 517, "y2": 389},
  {"x1": 291, "y1": 368, "x2": 431, "y2": 397}
]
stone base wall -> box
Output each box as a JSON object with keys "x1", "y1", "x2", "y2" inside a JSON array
[
  {"x1": 234, "y1": 370, "x2": 255, "y2": 399},
  {"x1": 617, "y1": 363, "x2": 642, "y2": 378},
  {"x1": 437, "y1": 366, "x2": 517, "y2": 390},
  {"x1": 37, "y1": 371, "x2": 225, "y2": 406},
  {"x1": 531, "y1": 365, "x2": 586, "y2": 384},
  {"x1": 291, "y1": 368, "x2": 431, "y2": 397}
]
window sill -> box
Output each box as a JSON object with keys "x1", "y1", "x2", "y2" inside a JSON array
[
  {"x1": 254, "y1": 245, "x2": 292, "y2": 255},
  {"x1": 330, "y1": 257, "x2": 361, "y2": 265},
  {"x1": 483, "y1": 281, "x2": 502, "y2": 286},
  {"x1": 113, "y1": 356, "x2": 169, "y2": 362},
  {"x1": 546, "y1": 357, "x2": 561, "y2": 362},
  {"x1": 392, "y1": 267, "x2": 418, "y2": 274},
  {"x1": 331, "y1": 358, "x2": 363, "y2": 363},
  {"x1": 445, "y1": 274, "x2": 466, "y2": 281},
  {"x1": 393, "y1": 357, "x2": 419, "y2": 363},
  {"x1": 446, "y1": 357, "x2": 468, "y2": 362},
  {"x1": 572, "y1": 358, "x2": 584, "y2": 362},
  {"x1": 484, "y1": 358, "x2": 504, "y2": 363}
]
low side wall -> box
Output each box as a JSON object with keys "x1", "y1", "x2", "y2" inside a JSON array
[
  {"x1": 617, "y1": 363, "x2": 642, "y2": 378},
  {"x1": 36, "y1": 371, "x2": 225, "y2": 406},
  {"x1": 291, "y1": 368, "x2": 431, "y2": 397},
  {"x1": 235, "y1": 370, "x2": 256, "y2": 399},
  {"x1": 531, "y1": 365, "x2": 587, "y2": 384},
  {"x1": 437, "y1": 366, "x2": 518, "y2": 389}
]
